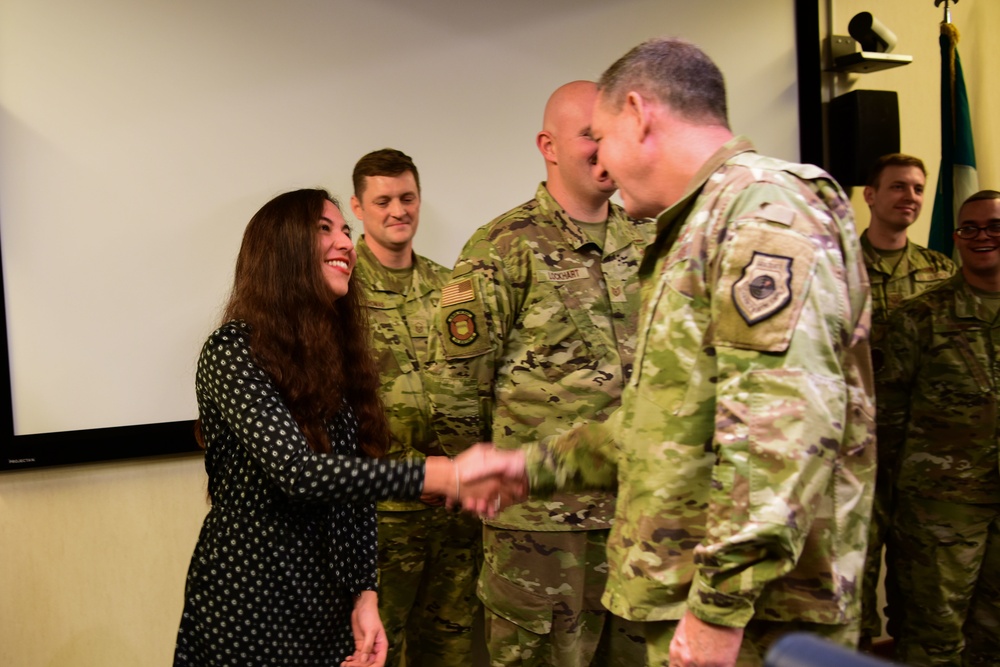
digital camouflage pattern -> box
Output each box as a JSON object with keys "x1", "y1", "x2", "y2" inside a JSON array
[
  {"x1": 377, "y1": 508, "x2": 482, "y2": 667},
  {"x1": 426, "y1": 182, "x2": 654, "y2": 531},
  {"x1": 354, "y1": 237, "x2": 450, "y2": 512},
  {"x1": 425, "y1": 182, "x2": 653, "y2": 666},
  {"x1": 876, "y1": 273, "x2": 1000, "y2": 504},
  {"x1": 858, "y1": 229, "x2": 955, "y2": 638},
  {"x1": 861, "y1": 230, "x2": 955, "y2": 356},
  {"x1": 479, "y1": 529, "x2": 647, "y2": 667},
  {"x1": 354, "y1": 237, "x2": 481, "y2": 665},
  {"x1": 889, "y1": 496, "x2": 1000, "y2": 666},
  {"x1": 877, "y1": 274, "x2": 1000, "y2": 664},
  {"x1": 526, "y1": 139, "x2": 876, "y2": 643}
]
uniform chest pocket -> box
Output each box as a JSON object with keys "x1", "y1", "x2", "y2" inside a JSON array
[
  {"x1": 367, "y1": 308, "x2": 417, "y2": 375},
  {"x1": 549, "y1": 277, "x2": 611, "y2": 360},
  {"x1": 931, "y1": 325, "x2": 994, "y2": 394},
  {"x1": 914, "y1": 268, "x2": 953, "y2": 283}
]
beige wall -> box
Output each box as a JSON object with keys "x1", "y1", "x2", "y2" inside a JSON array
[
  {"x1": 822, "y1": 0, "x2": 998, "y2": 241},
  {"x1": 0, "y1": 456, "x2": 206, "y2": 666}
]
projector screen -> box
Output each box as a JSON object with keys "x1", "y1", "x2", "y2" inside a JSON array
[{"x1": 0, "y1": 0, "x2": 807, "y2": 469}]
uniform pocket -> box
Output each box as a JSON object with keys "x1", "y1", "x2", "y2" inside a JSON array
[{"x1": 477, "y1": 562, "x2": 554, "y2": 634}]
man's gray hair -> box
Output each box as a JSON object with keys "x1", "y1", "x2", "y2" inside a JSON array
[{"x1": 598, "y1": 37, "x2": 729, "y2": 129}]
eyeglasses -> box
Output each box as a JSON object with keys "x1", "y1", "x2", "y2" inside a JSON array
[{"x1": 955, "y1": 223, "x2": 1000, "y2": 240}]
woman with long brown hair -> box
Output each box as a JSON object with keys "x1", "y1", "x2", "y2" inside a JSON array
[{"x1": 173, "y1": 189, "x2": 495, "y2": 667}]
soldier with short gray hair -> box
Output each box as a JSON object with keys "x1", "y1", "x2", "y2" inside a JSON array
[{"x1": 480, "y1": 38, "x2": 876, "y2": 667}]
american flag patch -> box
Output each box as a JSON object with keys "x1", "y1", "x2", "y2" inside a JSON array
[{"x1": 440, "y1": 278, "x2": 475, "y2": 307}]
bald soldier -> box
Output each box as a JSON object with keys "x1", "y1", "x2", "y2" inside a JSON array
[
  {"x1": 426, "y1": 81, "x2": 654, "y2": 665},
  {"x1": 472, "y1": 39, "x2": 875, "y2": 667}
]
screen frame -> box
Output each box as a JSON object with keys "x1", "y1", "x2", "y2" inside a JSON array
[{"x1": 0, "y1": 3, "x2": 823, "y2": 471}]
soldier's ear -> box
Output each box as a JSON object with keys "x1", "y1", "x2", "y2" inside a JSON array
[
  {"x1": 350, "y1": 195, "x2": 365, "y2": 221},
  {"x1": 862, "y1": 186, "x2": 876, "y2": 207},
  {"x1": 624, "y1": 91, "x2": 651, "y2": 142},
  {"x1": 536, "y1": 130, "x2": 557, "y2": 164}
]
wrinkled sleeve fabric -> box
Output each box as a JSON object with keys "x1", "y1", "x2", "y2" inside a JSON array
[
  {"x1": 684, "y1": 183, "x2": 863, "y2": 627},
  {"x1": 874, "y1": 304, "x2": 921, "y2": 466},
  {"x1": 524, "y1": 411, "x2": 621, "y2": 493}
]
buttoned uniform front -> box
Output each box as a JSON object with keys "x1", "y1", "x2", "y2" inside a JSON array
[
  {"x1": 174, "y1": 321, "x2": 426, "y2": 666},
  {"x1": 877, "y1": 274, "x2": 1000, "y2": 665},
  {"x1": 857, "y1": 229, "x2": 955, "y2": 639},
  {"x1": 524, "y1": 138, "x2": 876, "y2": 664},
  {"x1": 426, "y1": 182, "x2": 654, "y2": 665},
  {"x1": 353, "y1": 237, "x2": 482, "y2": 667}
]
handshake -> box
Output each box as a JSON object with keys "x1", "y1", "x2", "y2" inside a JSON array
[{"x1": 424, "y1": 444, "x2": 528, "y2": 518}]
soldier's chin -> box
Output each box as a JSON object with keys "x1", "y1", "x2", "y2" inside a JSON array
[
  {"x1": 623, "y1": 196, "x2": 658, "y2": 220},
  {"x1": 595, "y1": 175, "x2": 617, "y2": 193}
]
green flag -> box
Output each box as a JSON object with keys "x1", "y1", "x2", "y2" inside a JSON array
[{"x1": 929, "y1": 21, "x2": 978, "y2": 258}]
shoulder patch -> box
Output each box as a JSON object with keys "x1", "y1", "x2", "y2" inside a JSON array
[
  {"x1": 713, "y1": 227, "x2": 817, "y2": 353},
  {"x1": 440, "y1": 278, "x2": 475, "y2": 307},
  {"x1": 732, "y1": 252, "x2": 793, "y2": 325},
  {"x1": 436, "y1": 274, "x2": 492, "y2": 359},
  {"x1": 445, "y1": 309, "x2": 479, "y2": 346}
]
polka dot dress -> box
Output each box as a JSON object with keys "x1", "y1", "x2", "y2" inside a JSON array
[{"x1": 174, "y1": 321, "x2": 425, "y2": 666}]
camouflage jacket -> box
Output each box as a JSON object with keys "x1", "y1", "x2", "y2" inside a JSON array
[
  {"x1": 526, "y1": 138, "x2": 876, "y2": 627},
  {"x1": 426, "y1": 182, "x2": 654, "y2": 531},
  {"x1": 354, "y1": 237, "x2": 450, "y2": 512},
  {"x1": 877, "y1": 273, "x2": 1000, "y2": 504},
  {"x1": 860, "y1": 229, "x2": 954, "y2": 354}
]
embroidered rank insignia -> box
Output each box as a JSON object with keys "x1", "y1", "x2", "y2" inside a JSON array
[
  {"x1": 732, "y1": 251, "x2": 793, "y2": 325},
  {"x1": 446, "y1": 309, "x2": 479, "y2": 346}
]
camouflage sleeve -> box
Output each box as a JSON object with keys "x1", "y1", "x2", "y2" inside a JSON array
[
  {"x1": 425, "y1": 235, "x2": 518, "y2": 455},
  {"x1": 524, "y1": 411, "x2": 620, "y2": 493},
  {"x1": 874, "y1": 303, "x2": 921, "y2": 467},
  {"x1": 686, "y1": 186, "x2": 862, "y2": 627}
]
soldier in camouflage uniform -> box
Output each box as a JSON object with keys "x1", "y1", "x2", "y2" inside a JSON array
[
  {"x1": 349, "y1": 148, "x2": 481, "y2": 667},
  {"x1": 861, "y1": 153, "x2": 956, "y2": 349},
  {"x1": 878, "y1": 191, "x2": 1000, "y2": 666},
  {"x1": 857, "y1": 152, "x2": 955, "y2": 644},
  {"x1": 486, "y1": 39, "x2": 875, "y2": 667},
  {"x1": 426, "y1": 81, "x2": 654, "y2": 666}
]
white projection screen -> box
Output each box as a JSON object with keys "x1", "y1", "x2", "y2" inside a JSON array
[{"x1": 0, "y1": 0, "x2": 816, "y2": 468}]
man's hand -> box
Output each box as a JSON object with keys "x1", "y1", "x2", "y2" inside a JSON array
[
  {"x1": 669, "y1": 609, "x2": 744, "y2": 667},
  {"x1": 423, "y1": 444, "x2": 528, "y2": 517},
  {"x1": 454, "y1": 443, "x2": 528, "y2": 516}
]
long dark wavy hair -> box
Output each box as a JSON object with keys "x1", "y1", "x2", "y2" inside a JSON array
[{"x1": 213, "y1": 188, "x2": 388, "y2": 458}]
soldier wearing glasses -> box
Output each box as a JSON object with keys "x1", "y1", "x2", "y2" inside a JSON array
[{"x1": 878, "y1": 190, "x2": 1000, "y2": 665}]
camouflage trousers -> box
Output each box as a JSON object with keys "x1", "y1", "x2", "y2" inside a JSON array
[
  {"x1": 860, "y1": 463, "x2": 899, "y2": 640},
  {"x1": 889, "y1": 495, "x2": 1000, "y2": 666},
  {"x1": 479, "y1": 526, "x2": 647, "y2": 667},
  {"x1": 377, "y1": 507, "x2": 483, "y2": 667},
  {"x1": 644, "y1": 618, "x2": 858, "y2": 666}
]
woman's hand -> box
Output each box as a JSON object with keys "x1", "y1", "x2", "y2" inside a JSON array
[{"x1": 341, "y1": 590, "x2": 387, "y2": 667}]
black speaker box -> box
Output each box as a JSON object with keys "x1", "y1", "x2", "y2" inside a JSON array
[{"x1": 828, "y1": 90, "x2": 900, "y2": 186}]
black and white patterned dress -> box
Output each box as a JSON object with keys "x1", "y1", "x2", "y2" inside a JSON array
[{"x1": 174, "y1": 321, "x2": 425, "y2": 666}]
